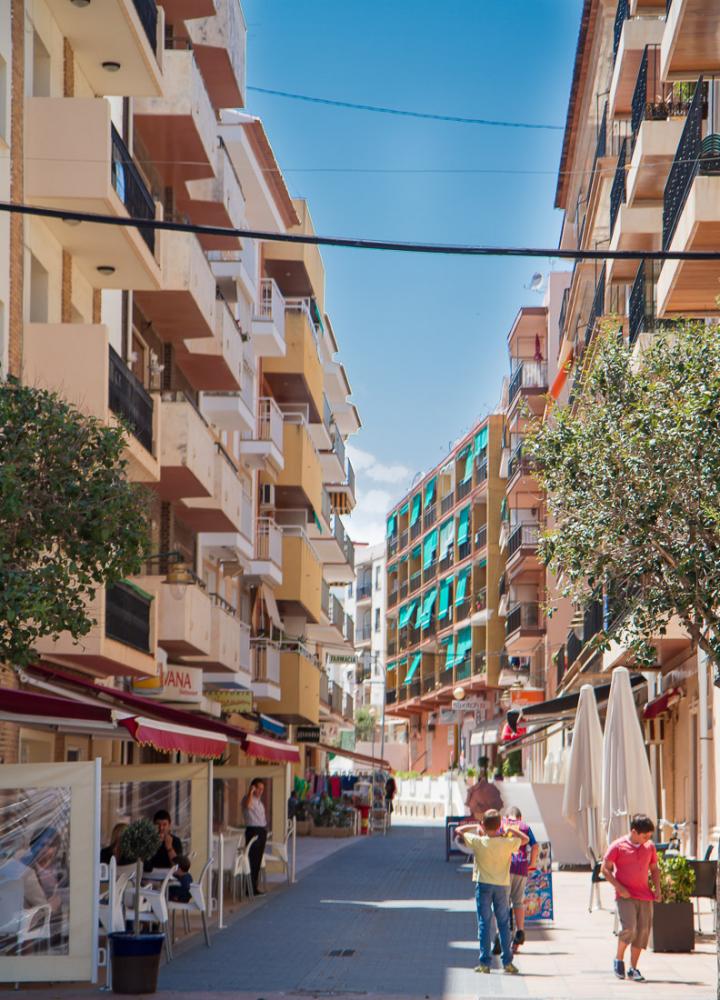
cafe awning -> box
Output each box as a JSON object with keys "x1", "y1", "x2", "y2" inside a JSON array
[
  {"x1": 642, "y1": 686, "x2": 682, "y2": 720},
  {"x1": 519, "y1": 673, "x2": 646, "y2": 722},
  {"x1": 316, "y1": 742, "x2": 391, "y2": 771},
  {"x1": 242, "y1": 732, "x2": 301, "y2": 763},
  {"x1": 0, "y1": 688, "x2": 116, "y2": 729},
  {"x1": 120, "y1": 716, "x2": 228, "y2": 759}
]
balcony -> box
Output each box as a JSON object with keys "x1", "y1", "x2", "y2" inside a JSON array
[
  {"x1": 23, "y1": 324, "x2": 160, "y2": 484},
  {"x1": 188, "y1": 595, "x2": 251, "y2": 676},
  {"x1": 42, "y1": 0, "x2": 162, "y2": 97},
  {"x1": 505, "y1": 601, "x2": 545, "y2": 654},
  {"x1": 276, "y1": 416, "x2": 323, "y2": 516},
  {"x1": 609, "y1": 1, "x2": 666, "y2": 118},
  {"x1": 135, "y1": 574, "x2": 212, "y2": 656},
  {"x1": 34, "y1": 583, "x2": 157, "y2": 678},
  {"x1": 423, "y1": 504, "x2": 437, "y2": 530},
  {"x1": 311, "y1": 514, "x2": 355, "y2": 584},
  {"x1": 307, "y1": 592, "x2": 350, "y2": 647},
  {"x1": 506, "y1": 522, "x2": 542, "y2": 581},
  {"x1": 320, "y1": 428, "x2": 346, "y2": 485},
  {"x1": 662, "y1": 0, "x2": 720, "y2": 80},
  {"x1": 181, "y1": 145, "x2": 245, "y2": 253},
  {"x1": 237, "y1": 397, "x2": 284, "y2": 472},
  {"x1": 657, "y1": 82, "x2": 720, "y2": 317},
  {"x1": 248, "y1": 517, "x2": 283, "y2": 586},
  {"x1": 256, "y1": 645, "x2": 321, "y2": 724},
  {"x1": 201, "y1": 360, "x2": 255, "y2": 435},
  {"x1": 276, "y1": 528, "x2": 324, "y2": 623},
  {"x1": 136, "y1": 231, "x2": 216, "y2": 343},
  {"x1": 178, "y1": 442, "x2": 246, "y2": 533},
  {"x1": 134, "y1": 48, "x2": 216, "y2": 184},
  {"x1": 328, "y1": 459, "x2": 357, "y2": 516},
  {"x1": 187, "y1": 0, "x2": 247, "y2": 109},
  {"x1": 177, "y1": 297, "x2": 244, "y2": 391},
  {"x1": 507, "y1": 360, "x2": 549, "y2": 411},
  {"x1": 263, "y1": 206, "x2": 326, "y2": 312},
  {"x1": 251, "y1": 639, "x2": 281, "y2": 700},
  {"x1": 475, "y1": 524, "x2": 488, "y2": 550},
  {"x1": 158, "y1": 393, "x2": 216, "y2": 501},
  {"x1": 356, "y1": 582, "x2": 373, "y2": 602},
  {"x1": 24, "y1": 99, "x2": 160, "y2": 290},
  {"x1": 628, "y1": 259, "x2": 674, "y2": 346},
  {"x1": 251, "y1": 278, "x2": 286, "y2": 358},
  {"x1": 208, "y1": 242, "x2": 258, "y2": 303},
  {"x1": 264, "y1": 301, "x2": 324, "y2": 423}
]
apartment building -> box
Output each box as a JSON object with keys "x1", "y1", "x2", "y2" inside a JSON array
[
  {"x1": 533, "y1": 0, "x2": 720, "y2": 852},
  {"x1": 352, "y1": 542, "x2": 386, "y2": 712},
  {"x1": 0, "y1": 1, "x2": 358, "y2": 771},
  {"x1": 384, "y1": 415, "x2": 505, "y2": 774}
]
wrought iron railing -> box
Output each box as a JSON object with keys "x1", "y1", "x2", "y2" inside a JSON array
[
  {"x1": 423, "y1": 505, "x2": 437, "y2": 530},
  {"x1": 505, "y1": 602, "x2": 540, "y2": 636},
  {"x1": 566, "y1": 628, "x2": 582, "y2": 667},
  {"x1": 508, "y1": 441, "x2": 523, "y2": 480},
  {"x1": 105, "y1": 583, "x2": 151, "y2": 652},
  {"x1": 108, "y1": 347, "x2": 154, "y2": 452},
  {"x1": 409, "y1": 571, "x2": 422, "y2": 593},
  {"x1": 386, "y1": 689, "x2": 397, "y2": 706},
  {"x1": 456, "y1": 478, "x2": 471, "y2": 502},
  {"x1": 475, "y1": 524, "x2": 487, "y2": 549},
  {"x1": 556, "y1": 644, "x2": 566, "y2": 685},
  {"x1": 583, "y1": 598, "x2": 604, "y2": 644},
  {"x1": 110, "y1": 125, "x2": 155, "y2": 253},
  {"x1": 356, "y1": 582, "x2": 372, "y2": 600},
  {"x1": 440, "y1": 493, "x2": 454, "y2": 515},
  {"x1": 476, "y1": 457, "x2": 488, "y2": 483},
  {"x1": 507, "y1": 522, "x2": 539, "y2": 559},
  {"x1": 132, "y1": 0, "x2": 158, "y2": 53},
  {"x1": 509, "y1": 364, "x2": 523, "y2": 403},
  {"x1": 585, "y1": 264, "x2": 606, "y2": 346},
  {"x1": 410, "y1": 519, "x2": 422, "y2": 540},
  {"x1": 613, "y1": 0, "x2": 629, "y2": 61},
  {"x1": 609, "y1": 139, "x2": 627, "y2": 238},
  {"x1": 663, "y1": 78, "x2": 719, "y2": 250}
]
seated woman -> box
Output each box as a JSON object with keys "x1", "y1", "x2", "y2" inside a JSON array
[{"x1": 100, "y1": 823, "x2": 133, "y2": 867}]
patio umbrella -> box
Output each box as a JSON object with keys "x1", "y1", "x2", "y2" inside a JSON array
[
  {"x1": 562, "y1": 684, "x2": 606, "y2": 863},
  {"x1": 602, "y1": 667, "x2": 656, "y2": 845}
]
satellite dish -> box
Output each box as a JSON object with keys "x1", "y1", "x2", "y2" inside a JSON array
[{"x1": 530, "y1": 272, "x2": 545, "y2": 291}]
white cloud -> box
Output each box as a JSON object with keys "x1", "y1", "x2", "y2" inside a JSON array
[{"x1": 347, "y1": 444, "x2": 411, "y2": 486}]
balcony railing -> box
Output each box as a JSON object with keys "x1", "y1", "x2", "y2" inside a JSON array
[
  {"x1": 456, "y1": 479, "x2": 471, "y2": 502},
  {"x1": 105, "y1": 583, "x2": 152, "y2": 653},
  {"x1": 251, "y1": 639, "x2": 280, "y2": 685},
  {"x1": 476, "y1": 457, "x2": 488, "y2": 483},
  {"x1": 399, "y1": 580, "x2": 409, "y2": 600},
  {"x1": 566, "y1": 628, "x2": 582, "y2": 667},
  {"x1": 474, "y1": 653, "x2": 487, "y2": 675},
  {"x1": 108, "y1": 346, "x2": 154, "y2": 453},
  {"x1": 663, "y1": 79, "x2": 720, "y2": 250},
  {"x1": 423, "y1": 504, "x2": 437, "y2": 530},
  {"x1": 410, "y1": 519, "x2": 422, "y2": 540},
  {"x1": 399, "y1": 529, "x2": 409, "y2": 550},
  {"x1": 507, "y1": 522, "x2": 540, "y2": 559},
  {"x1": 613, "y1": 0, "x2": 629, "y2": 61},
  {"x1": 257, "y1": 277, "x2": 286, "y2": 339},
  {"x1": 387, "y1": 638, "x2": 397, "y2": 656},
  {"x1": 329, "y1": 427, "x2": 346, "y2": 474},
  {"x1": 628, "y1": 259, "x2": 672, "y2": 346},
  {"x1": 509, "y1": 360, "x2": 548, "y2": 403},
  {"x1": 440, "y1": 492, "x2": 454, "y2": 515},
  {"x1": 356, "y1": 582, "x2": 372, "y2": 601},
  {"x1": 609, "y1": 140, "x2": 627, "y2": 239},
  {"x1": 409, "y1": 571, "x2": 422, "y2": 593},
  {"x1": 583, "y1": 598, "x2": 604, "y2": 645},
  {"x1": 256, "y1": 517, "x2": 282, "y2": 565},
  {"x1": 257, "y1": 397, "x2": 284, "y2": 452},
  {"x1": 505, "y1": 601, "x2": 540, "y2": 635},
  {"x1": 110, "y1": 125, "x2": 155, "y2": 253},
  {"x1": 356, "y1": 624, "x2": 372, "y2": 642},
  {"x1": 320, "y1": 672, "x2": 330, "y2": 704},
  {"x1": 387, "y1": 535, "x2": 398, "y2": 558},
  {"x1": 456, "y1": 658, "x2": 471, "y2": 681},
  {"x1": 422, "y1": 674, "x2": 435, "y2": 694},
  {"x1": 508, "y1": 441, "x2": 524, "y2": 481},
  {"x1": 132, "y1": 0, "x2": 158, "y2": 53},
  {"x1": 457, "y1": 540, "x2": 471, "y2": 561},
  {"x1": 386, "y1": 689, "x2": 397, "y2": 706},
  {"x1": 585, "y1": 264, "x2": 606, "y2": 347},
  {"x1": 632, "y1": 46, "x2": 706, "y2": 145},
  {"x1": 475, "y1": 524, "x2": 487, "y2": 549},
  {"x1": 409, "y1": 679, "x2": 421, "y2": 699},
  {"x1": 388, "y1": 589, "x2": 398, "y2": 608},
  {"x1": 475, "y1": 588, "x2": 487, "y2": 613}
]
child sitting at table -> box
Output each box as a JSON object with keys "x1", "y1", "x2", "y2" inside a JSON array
[{"x1": 168, "y1": 856, "x2": 193, "y2": 902}]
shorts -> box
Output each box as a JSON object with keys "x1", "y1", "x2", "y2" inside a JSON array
[
  {"x1": 508, "y1": 873, "x2": 527, "y2": 909},
  {"x1": 616, "y1": 898, "x2": 653, "y2": 949}
]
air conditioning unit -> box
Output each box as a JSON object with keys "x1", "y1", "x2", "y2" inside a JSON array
[{"x1": 259, "y1": 483, "x2": 275, "y2": 508}]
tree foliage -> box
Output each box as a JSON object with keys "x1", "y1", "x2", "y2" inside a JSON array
[
  {"x1": 0, "y1": 379, "x2": 150, "y2": 666},
  {"x1": 354, "y1": 705, "x2": 376, "y2": 742},
  {"x1": 526, "y1": 321, "x2": 720, "y2": 670}
]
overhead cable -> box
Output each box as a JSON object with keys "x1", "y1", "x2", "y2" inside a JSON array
[{"x1": 2, "y1": 200, "x2": 718, "y2": 261}]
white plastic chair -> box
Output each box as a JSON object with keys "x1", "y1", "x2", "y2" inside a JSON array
[
  {"x1": 233, "y1": 836, "x2": 256, "y2": 900},
  {"x1": 262, "y1": 820, "x2": 295, "y2": 886},
  {"x1": 0, "y1": 859, "x2": 52, "y2": 953},
  {"x1": 98, "y1": 859, "x2": 136, "y2": 935},
  {"x1": 168, "y1": 857, "x2": 213, "y2": 948},
  {"x1": 127, "y1": 866, "x2": 176, "y2": 961}
]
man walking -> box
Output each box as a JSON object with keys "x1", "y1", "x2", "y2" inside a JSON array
[
  {"x1": 601, "y1": 814, "x2": 661, "y2": 982},
  {"x1": 505, "y1": 806, "x2": 538, "y2": 950},
  {"x1": 456, "y1": 809, "x2": 529, "y2": 975}
]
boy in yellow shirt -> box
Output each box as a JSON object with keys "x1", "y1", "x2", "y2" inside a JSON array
[{"x1": 456, "y1": 809, "x2": 529, "y2": 974}]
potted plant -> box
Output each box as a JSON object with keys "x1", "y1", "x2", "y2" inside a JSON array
[
  {"x1": 652, "y1": 853, "x2": 696, "y2": 952},
  {"x1": 109, "y1": 819, "x2": 165, "y2": 994}
]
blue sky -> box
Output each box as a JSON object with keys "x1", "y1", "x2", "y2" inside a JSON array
[{"x1": 243, "y1": 0, "x2": 582, "y2": 542}]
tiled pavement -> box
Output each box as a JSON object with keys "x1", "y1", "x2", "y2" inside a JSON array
[{"x1": 16, "y1": 823, "x2": 716, "y2": 999}]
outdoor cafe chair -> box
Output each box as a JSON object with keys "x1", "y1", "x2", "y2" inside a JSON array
[
  {"x1": 129, "y1": 866, "x2": 177, "y2": 962},
  {"x1": 233, "y1": 836, "x2": 256, "y2": 900},
  {"x1": 261, "y1": 820, "x2": 295, "y2": 888},
  {"x1": 0, "y1": 858, "x2": 52, "y2": 954},
  {"x1": 168, "y1": 856, "x2": 213, "y2": 949},
  {"x1": 98, "y1": 858, "x2": 135, "y2": 935}
]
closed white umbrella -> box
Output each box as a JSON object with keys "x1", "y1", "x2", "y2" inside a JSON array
[
  {"x1": 602, "y1": 666, "x2": 656, "y2": 845},
  {"x1": 562, "y1": 684, "x2": 606, "y2": 863}
]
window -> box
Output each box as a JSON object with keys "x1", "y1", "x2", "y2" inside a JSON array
[
  {"x1": 374, "y1": 608, "x2": 381, "y2": 632},
  {"x1": 375, "y1": 565, "x2": 381, "y2": 590}
]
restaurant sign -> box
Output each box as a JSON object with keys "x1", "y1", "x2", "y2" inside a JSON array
[
  {"x1": 207, "y1": 689, "x2": 254, "y2": 713},
  {"x1": 133, "y1": 665, "x2": 204, "y2": 703}
]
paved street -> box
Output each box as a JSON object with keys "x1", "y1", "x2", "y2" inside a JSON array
[{"x1": 21, "y1": 824, "x2": 716, "y2": 1000}]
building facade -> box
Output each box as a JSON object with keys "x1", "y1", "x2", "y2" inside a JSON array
[
  {"x1": 352, "y1": 542, "x2": 386, "y2": 712},
  {"x1": 0, "y1": 0, "x2": 359, "y2": 773}
]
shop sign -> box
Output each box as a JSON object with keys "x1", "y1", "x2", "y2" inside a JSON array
[
  {"x1": 452, "y1": 699, "x2": 484, "y2": 712},
  {"x1": 133, "y1": 665, "x2": 203, "y2": 703},
  {"x1": 296, "y1": 725, "x2": 321, "y2": 743},
  {"x1": 439, "y1": 708, "x2": 456, "y2": 725},
  {"x1": 510, "y1": 687, "x2": 544, "y2": 708},
  {"x1": 207, "y1": 689, "x2": 254, "y2": 713}
]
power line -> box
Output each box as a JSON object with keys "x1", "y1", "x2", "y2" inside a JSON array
[
  {"x1": 3, "y1": 200, "x2": 719, "y2": 262},
  {"x1": 247, "y1": 85, "x2": 564, "y2": 131}
]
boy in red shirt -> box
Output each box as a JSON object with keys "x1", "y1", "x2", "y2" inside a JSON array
[{"x1": 601, "y1": 814, "x2": 661, "y2": 982}]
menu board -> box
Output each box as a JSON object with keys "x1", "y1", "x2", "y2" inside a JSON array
[{"x1": 525, "y1": 841, "x2": 554, "y2": 922}]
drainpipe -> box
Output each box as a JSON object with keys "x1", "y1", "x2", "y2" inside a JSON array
[{"x1": 698, "y1": 647, "x2": 711, "y2": 855}]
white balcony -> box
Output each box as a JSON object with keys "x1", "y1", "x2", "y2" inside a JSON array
[
  {"x1": 178, "y1": 298, "x2": 244, "y2": 391},
  {"x1": 251, "y1": 278, "x2": 286, "y2": 357},
  {"x1": 251, "y1": 639, "x2": 281, "y2": 701},
  {"x1": 200, "y1": 382, "x2": 255, "y2": 434},
  {"x1": 248, "y1": 517, "x2": 283, "y2": 586},
  {"x1": 238, "y1": 397, "x2": 284, "y2": 473}
]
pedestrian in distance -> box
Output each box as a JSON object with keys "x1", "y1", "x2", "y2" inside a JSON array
[
  {"x1": 601, "y1": 813, "x2": 661, "y2": 982},
  {"x1": 385, "y1": 776, "x2": 397, "y2": 819},
  {"x1": 504, "y1": 806, "x2": 538, "y2": 950},
  {"x1": 456, "y1": 808, "x2": 529, "y2": 976},
  {"x1": 242, "y1": 778, "x2": 268, "y2": 896}
]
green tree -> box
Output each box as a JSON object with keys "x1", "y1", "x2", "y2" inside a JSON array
[
  {"x1": 354, "y1": 705, "x2": 376, "y2": 742},
  {"x1": 0, "y1": 379, "x2": 150, "y2": 667}
]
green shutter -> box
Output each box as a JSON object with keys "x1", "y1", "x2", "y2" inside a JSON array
[
  {"x1": 423, "y1": 529, "x2": 438, "y2": 570},
  {"x1": 455, "y1": 567, "x2": 470, "y2": 604},
  {"x1": 500, "y1": 497, "x2": 509, "y2": 523},
  {"x1": 387, "y1": 513, "x2": 398, "y2": 538},
  {"x1": 399, "y1": 600, "x2": 418, "y2": 628},
  {"x1": 462, "y1": 449, "x2": 474, "y2": 483},
  {"x1": 313, "y1": 510, "x2": 322, "y2": 533},
  {"x1": 455, "y1": 626, "x2": 472, "y2": 666},
  {"x1": 387, "y1": 660, "x2": 397, "y2": 671},
  {"x1": 457, "y1": 507, "x2": 470, "y2": 545},
  {"x1": 388, "y1": 563, "x2": 398, "y2": 575},
  {"x1": 477, "y1": 556, "x2": 488, "y2": 569},
  {"x1": 443, "y1": 635, "x2": 455, "y2": 669},
  {"x1": 403, "y1": 652, "x2": 422, "y2": 685},
  {"x1": 399, "y1": 501, "x2": 409, "y2": 516},
  {"x1": 474, "y1": 426, "x2": 488, "y2": 456},
  {"x1": 419, "y1": 587, "x2": 438, "y2": 628},
  {"x1": 424, "y1": 477, "x2": 437, "y2": 509},
  {"x1": 438, "y1": 575, "x2": 454, "y2": 620},
  {"x1": 411, "y1": 544, "x2": 421, "y2": 561},
  {"x1": 410, "y1": 494, "x2": 421, "y2": 527},
  {"x1": 439, "y1": 518, "x2": 454, "y2": 558}
]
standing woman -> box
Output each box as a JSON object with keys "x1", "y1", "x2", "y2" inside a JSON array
[{"x1": 242, "y1": 778, "x2": 267, "y2": 896}]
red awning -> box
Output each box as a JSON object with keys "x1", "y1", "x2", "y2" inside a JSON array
[
  {"x1": 120, "y1": 717, "x2": 227, "y2": 759},
  {"x1": 243, "y1": 732, "x2": 300, "y2": 764},
  {"x1": 0, "y1": 688, "x2": 115, "y2": 727},
  {"x1": 643, "y1": 686, "x2": 682, "y2": 720},
  {"x1": 315, "y1": 742, "x2": 391, "y2": 771},
  {"x1": 501, "y1": 722, "x2": 527, "y2": 743},
  {"x1": 549, "y1": 359, "x2": 572, "y2": 401}
]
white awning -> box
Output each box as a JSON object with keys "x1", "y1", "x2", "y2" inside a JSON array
[{"x1": 470, "y1": 723, "x2": 499, "y2": 747}]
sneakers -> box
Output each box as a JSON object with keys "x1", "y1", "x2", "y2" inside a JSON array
[
  {"x1": 504, "y1": 962, "x2": 520, "y2": 975},
  {"x1": 627, "y1": 967, "x2": 646, "y2": 982},
  {"x1": 473, "y1": 964, "x2": 491, "y2": 974},
  {"x1": 614, "y1": 959, "x2": 626, "y2": 980}
]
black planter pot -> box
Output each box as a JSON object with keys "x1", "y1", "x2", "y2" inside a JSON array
[
  {"x1": 109, "y1": 932, "x2": 165, "y2": 994},
  {"x1": 652, "y1": 901, "x2": 694, "y2": 952}
]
